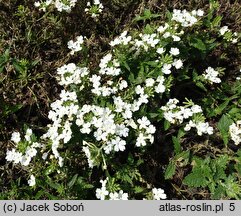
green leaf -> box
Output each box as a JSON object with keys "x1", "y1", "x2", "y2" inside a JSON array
[
  {"x1": 183, "y1": 171, "x2": 209, "y2": 187},
  {"x1": 68, "y1": 174, "x2": 78, "y2": 188},
  {"x1": 133, "y1": 9, "x2": 160, "y2": 22},
  {"x1": 128, "y1": 72, "x2": 135, "y2": 83},
  {"x1": 172, "y1": 136, "x2": 181, "y2": 154},
  {"x1": 211, "y1": 15, "x2": 222, "y2": 27},
  {"x1": 177, "y1": 128, "x2": 186, "y2": 139},
  {"x1": 208, "y1": 100, "x2": 229, "y2": 117},
  {"x1": 196, "y1": 81, "x2": 207, "y2": 91},
  {"x1": 217, "y1": 114, "x2": 233, "y2": 145},
  {"x1": 224, "y1": 175, "x2": 241, "y2": 199},
  {"x1": 122, "y1": 60, "x2": 130, "y2": 71},
  {"x1": 12, "y1": 59, "x2": 25, "y2": 73},
  {"x1": 190, "y1": 38, "x2": 206, "y2": 51},
  {"x1": 211, "y1": 184, "x2": 226, "y2": 199},
  {"x1": 35, "y1": 190, "x2": 46, "y2": 199},
  {"x1": 164, "y1": 161, "x2": 176, "y2": 180},
  {"x1": 149, "y1": 112, "x2": 159, "y2": 118},
  {"x1": 134, "y1": 186, "x2": 145, "y2": 193},
  {"x1": 46, "y1": 177, "x2": 62, "y2": 191},
  {"x1": 183, "y1": 157, "x2": 212, "y2": 187},
  {"x1": 163, "y1": 119, "x2": 171, "y2": 131}
]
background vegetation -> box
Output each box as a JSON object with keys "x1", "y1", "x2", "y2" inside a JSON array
[{"x1": 0, "y1": 0, "x2": 240, "y2": 199}]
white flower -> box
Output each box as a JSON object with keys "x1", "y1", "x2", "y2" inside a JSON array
[
  {"x1": 6, "y1": 149, "x2": 17, "y2": 162},
  {"x1": 152, "y1": 188, "x2": 167, "y2": 200},
  {"x1": 109, "y1": 192, "x2": 119, "y2": 200},
  {"x1": 26, "y1": 147, "x2": 37, "y2": 157},
  {"x1": 155, "y1": 82, "x2": 166, "y2": 93},
  {"x1": 145, "y1": 78, "x2": 155, "y2": 87},
  {"x1": 21, "y1": 155, "x2": 31, "y2": 166},
  {"x1": 196, "y1": 122, "x2": 213, "y2": 136},
  {"x1": 119, "y1": 80, "x2": 128, "y2": 90},
  {"x1": 67, "y1": 36, "x2": 84, "y2": 55},
  {"x1": 156, "y1": 47, "x2": 165, "y2": 54},
  {"x1": 229, "y1": 121, "x2": 241, "y2": 145},
  {"x1": 115, "y1": 124, "x2": 129, "y2": 137},
  {"x1": 137, "y1": 116, "x2": 150, "y2": 129},
  {"x1": 24, "y1": 128, "x2": 33, "y2": 142},
  {"x1": 220, "y1": 26, "x2": 229, "y2": 35},
  {"x1": 157, "y1": 23, "x2": 169, "y2": 33},
  {"x1": 28, "y1": 175, "x2": 36, "y2": 187},
  {"x1": 42, "y1": 152, "x2": 48, "y2": 160},
  {"x1": 172, "y1": 59, "x2": 183, "y2": 69},
  {"x1": 11, "y1": 132, "x2": 21, "y2": 144},
  {"x1": 232, "y1": 38, "x2": 238, "y2": 44},
  {"x1": 109, "y1": 190, "x2": 128, "y2": 200},
  {"x1": 172, "y1": 9, "x2": 198, "y2": 27},
  {"x1": 136, "y1": 133, "x2": 147, "y2": 147},
  {"x1": 135, "y1": 85, "x2": 144, "y2": 95},
  {"x1": 96, "y1": 179, "x2": 109, "y2": 200},
  {"x1": 13, "y1": 152, "x2": 23, "y2": 164},
  {"x1": 110, "y1": 31, "x2": 132, "y2": 46},
  {"x1": 196, "y1": 9, "x2": 204, "y2": 17},
  {"x1": 203, "y1": 67, "x2": 221, "y2": 84},
  {"x1": 146, "y1": 125, "x2": 156, "y2": 134},
  {"x1": 172, "y1": 35, "x2": 181, "y2": 41},
  {"x1": 169, "y1": 47, "x2": 180, "y2": 56},
  {"x1": 34, "y1": 1, "x2": 41, "y2": 7},
  {"x1": 112, "y1": 137, "x2": 126, "y2": 152},
  {"x1": 163, "y1": 32, "x2": 171, "y2": 38},
  {"x1": 80, "y1": 122, "x2": 92, "y2": 134},
  {"x1": 191, "y1": 105, "x2": 202, "y2": 113},
  {"x1": 162, "y1": 64, "x2": 172, "y2": 74}
]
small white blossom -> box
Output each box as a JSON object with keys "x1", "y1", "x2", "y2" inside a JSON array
[
  {"x1": 11, "y1": 132, "x2": 21, "y2": 144},
  {"x1": 156, "y1": 47, "x2": 165, "y2": 54},
  {"x1": 152, "y1": 188, "x2": 167, "y2": 200},
  {"x1": 162, "y1": 64, "x2": 172, "y2": 74},
  {"x1": 219, "y1": 26, "x2": 229, "y2": 35},
  {"x1": 229, "y1": 121, "x2": 241, "y2": 145},
  {"x1": 145, "y1": 78, "x2": 155, "y2": 87},
  {"x1": 28, "y1": 175, "x2": 36, "y2": 187},
  {"x1": 67, "y1": 36, "x2": 84, "y2": 55},
  {"x1": 169, "y1": 47, "x2": 180, "y2": 56},
  {"x1": 96, "y1": 179, "x2": 109, "y2": 200},
  {"x1": 203, "y1": 67, "x2": 221, "y2": 84},
  {"x1": 172, "y1": 59, "x2": 183, "y2": 69},
  {"x1": 109, "y1": 190, "x2": 128, "y2": 200}
]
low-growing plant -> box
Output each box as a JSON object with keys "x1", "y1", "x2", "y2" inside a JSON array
[{"x1": 2, "y1": 1, "x2": 241, "y2": 200}]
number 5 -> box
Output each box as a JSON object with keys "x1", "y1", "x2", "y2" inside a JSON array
[{"x1": 229, "y1": 203, "x2": 235, "y2": 211}]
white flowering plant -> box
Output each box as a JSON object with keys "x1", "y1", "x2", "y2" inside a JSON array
[{"x1": 2, "y1": 1, "x2": 241, "y2": 200}]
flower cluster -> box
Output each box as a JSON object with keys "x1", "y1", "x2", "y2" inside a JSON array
[
  {"x1": 229, "y1": 121, "x2": 241, "y2": 145},
  {"x1": 40, "y1": 8, "x2": 212, "y2": 169},
  {"x1": 152, "y1": 188, "x2": 167, "y2": 200},
  {"x1": 172, "y1": 9, "x2": 204, "y2": 27},
  {"x1": 85, "y1": 0, "x2": 104, "y2": 18},
  {"x1": 34, "y1": 0, "x2": 78, "y2": 12},
  {"x1": 95, "y1": 178, "x2": 128, "y2": 200},
  {"x1": 161, "y1": 98, "x2": 202, "y2": 124},
  {"x1": 42, "y1": 89, "x2": 79, "y2": 166},
  {"x1": 161, "y1": 99, "x2": 213, "y2": 135},
  {"x1": 98, "y1": 53, "x2": 121, "y2": 76},
  {"x1": 56, "y1": 63, "x2": 89, "y2": 86},
  {"x1": 184, "y1": 120, "x2": 213, "y2": 136},
  {"x1": 202, "y1": 67, "x2": 221, "y2": 84},
  {"x1": 6, "y1": 130, "x2": 42, "y2": 166},
  {"x1": 219, "y1": 26, "x2": 239, "y2": 44},
  {"x1": 67, "y1": 36, "x2": 85, "y2": 55},
  {"x1": 110, "y1": 31, "x2": 132, "y2": 47}
]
